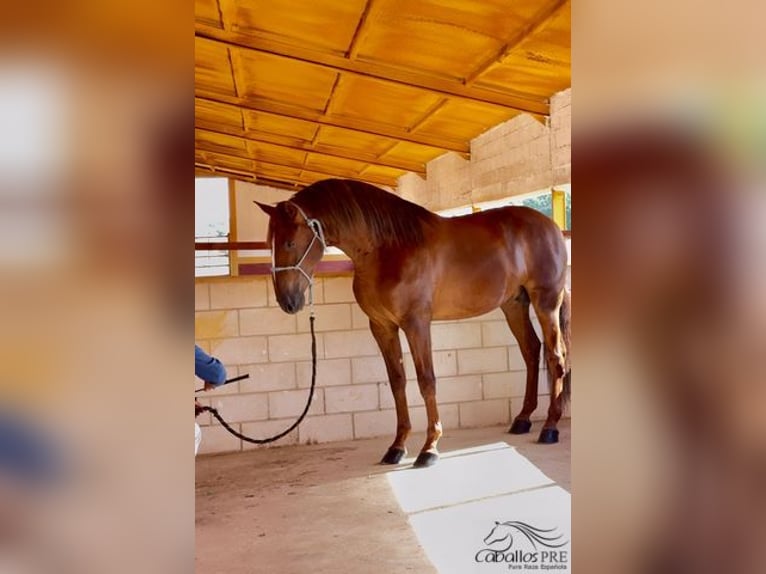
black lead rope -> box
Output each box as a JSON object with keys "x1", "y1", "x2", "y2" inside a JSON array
[{"x1": 197, "y1": 314, "x2": 317, "y2": 444}]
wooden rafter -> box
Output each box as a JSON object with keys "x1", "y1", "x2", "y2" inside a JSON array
[
  {"x1": 196, "y1": 145, "x2": 399, "y2": 187},
  {"x1": 196, "y1": 23, "x2": 549, "y2": 115},
  {"x1": 196, "y1": 125, "x2": 426, "y2": 175},
  {"x1": 464, "y1": 0, "x2": 568, "y2": 85},
  {"x1": 195, "y1": 92, "x2": 469, "y2": 154}
]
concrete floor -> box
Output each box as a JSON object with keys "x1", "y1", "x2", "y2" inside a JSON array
[{"x1": 196, "y1": 420, "x2": 570, "y2": 574}]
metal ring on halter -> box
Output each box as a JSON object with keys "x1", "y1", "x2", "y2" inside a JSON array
[{"x1": 271, "y1": 202, "x2": 326, "y2": 308}]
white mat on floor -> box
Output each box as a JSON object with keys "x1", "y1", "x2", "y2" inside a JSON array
[{"x1": 386, "y1": 444, "x2": 570, "y2": 574}]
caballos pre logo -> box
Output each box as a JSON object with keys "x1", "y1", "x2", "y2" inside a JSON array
[{"x1": 474, "y1": 521, "x2": 569, "y2": 570}]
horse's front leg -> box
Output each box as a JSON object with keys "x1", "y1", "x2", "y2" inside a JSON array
[
  {"x1": 369, "y1": 319, "x2": 410, "y2": 464},
  {"x1": 402, "y1": 317, "x2": 442, "y2": 468}
]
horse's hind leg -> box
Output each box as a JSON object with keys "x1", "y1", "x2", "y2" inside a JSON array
[
  {"x1": 369, "y1": 319, "x2": 410, "y2": 464},
  {"x1": 529, "y1": 287, "x2": 567, "y2": 444},
  {"x1": 502, "y1": 292, "x2": 542, "y2": 434}
]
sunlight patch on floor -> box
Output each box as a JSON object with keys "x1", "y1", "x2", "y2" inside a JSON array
[{"x1": 386, "y1": 442, "x2": 571, "y2": 574}]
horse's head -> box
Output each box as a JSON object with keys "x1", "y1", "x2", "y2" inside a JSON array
[
  {"x1": 483, "y1": 521, "x2": 513, "y2": 551},
  {"x1": 256, "y1": 200, "x2": 325, "y2": 314}
]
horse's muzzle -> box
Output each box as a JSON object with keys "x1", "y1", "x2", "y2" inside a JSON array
[{"x1": 278, "y1": 292, "x2": 305, "y2": 314}]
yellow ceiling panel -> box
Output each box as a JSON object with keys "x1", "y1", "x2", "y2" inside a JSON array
[
  {"x1": 358, "y1": 164, "x2": 407, "y2": 181},
  {"x1": 303, "y1": 153, "x2": 368, "y2": 176},
  {"x1": 414, "y1": 100, "x2": 520, "y2": 142},
  {"x1": 196, "y1": 99, "x2": 243, "y2": 129},
  {"x1": 219, "y1": 0, "x2": 368, "y2": 54},
  {"x1": 311, "y1": 125, "x2": 398, "y2": 157},
  {"x1": 381, "y1": 141, "x2": 447, "y2": 166},
  {"x1": 231, "y1": 48, "x2": 339, "y2": 110},
  {"x1": 195, "y1": 0, "x2": 222, "y2": 28},
  {"x1": 196, "y1": 129, "x2": 247, "y2": 151},
  {"x1": 198, "y1": 152, "x2": 253, "y2": 172},
  {"x1": 354, "y1": 0, "x2": 550, "y2": 79},
  {"x1": 327, "y1": 75, "x2": 443, "y2": 129},
  {"x1": 195, "y1": 37, "x2": 236, "y2": 95},
  {"x1": 256, "y1": 162, "x2": 303, "y2": 179},
  {"x1": 246, "y1": 141, "x2": 307, "y2": 167},
  {"x1": 242, "y1": 110, "x2": 318, "y2": 142}
]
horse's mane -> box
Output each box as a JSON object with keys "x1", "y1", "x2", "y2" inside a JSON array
[{"x1": 291, "y1": 179, "x2": 438, "y2": 248}]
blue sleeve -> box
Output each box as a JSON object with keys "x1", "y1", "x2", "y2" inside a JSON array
[{"x1": 195, "y1": 345, "x2": 227, "y2": 385}]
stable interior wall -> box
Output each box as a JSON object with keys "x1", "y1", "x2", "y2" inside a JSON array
[{"x1": 195, "y1": 275, "x2": 552, "y2": 454}]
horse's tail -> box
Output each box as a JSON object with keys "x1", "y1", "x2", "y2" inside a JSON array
[{"x1": 559, "y1": 288, "x2": 572, "y2": 406}]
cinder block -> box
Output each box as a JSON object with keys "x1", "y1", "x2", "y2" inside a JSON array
[
  {"x1": 243, "y1": 362, "x2": 296, "y2": 392},
  {"x1": 351, "y1": 356, "x2": 388, "y2": 384},
  {"x1": 241, "y1": 421, "x2": 299, "y2": 449},
  {"x1": 195, "y1": 282, "x2": 210, "y2": 311},
  {"x1": 457, "y1": 347, "x2": 508, "y2": 374},
  {"x1": 209, "y1": 278, "x2": 268, "y2": 309},
  {"x1": 197, "y1": 425, "x2": 242, "y2": 455},
  {"x1": 353, "y1": 409, "x2": 395, "y2": 439},
  {"x1": 322, "y1": 276, "x2": 355, "y2": 303},
  {"x1": 269, "y1": 333, "x2": 324, "y2": 362},
  {"x1": 483, "y1": 371, "x2": 527, "y2": 399},
  {"x1": 195, "y1": 310, "x2": 239, "y2": 339},
  {"x1": 297, "y1": 414, "x2": 353, "y2": 444},
  {"x1": 436, "y1": 375, "x2": 483, "y2": 403},
  {"x1": 459, "y1": 399, "x2": 511, "y2": 428},
  {"x1": 324, "y1": 384, "x2": 379, "y2": 413},
  {"x1": 431, "y1": 322, "x2": 482, "y2": 350},
  {"x1": 210, "y1": 336, "x2": 268, "y2": 365},
  {"x1": 211, "y1": 393, "x2": 269, "y2": 423},
  {"x1": 378, "y1": 380, "x2": 425, "y2": 409},
  {"x1": 324, "y1": 330, "x2": 379, "y2": 358},
  {"x1": 297, "y1": 304, "x2": 351, "y2": 333},
  {"x1": 481, "y1": 321, "x2": 513, "y2": 347},
  {"x1": 296, "y1": 358, "x2": 352, "y2": 388},
  {"x1": 268, "y1": 388, "x2": 324, "y2": 418},
  {"x1": 240, "y1": 307, "x2": 297, "y2": 336}
]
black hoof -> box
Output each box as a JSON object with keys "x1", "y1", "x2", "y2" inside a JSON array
[
  {"x1": 509, "y1": 419, "x2": 532, "y2": 434},
  {"x1": 413, "y1": 451, "x2": 439, "y2": 468},
  {"x1": 380, "y1": 447, "x2": 406, "y2": 465},
  {"x1": 538, "y1": 428, "x2": 559, "y2": 444}
]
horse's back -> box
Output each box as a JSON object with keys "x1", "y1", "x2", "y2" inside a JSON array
[{"x1": 428, "y1": 207, "x2": 567, "y2": 319}]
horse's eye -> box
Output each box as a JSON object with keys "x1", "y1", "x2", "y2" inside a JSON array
[{"x1": 285, "y1": 240, "x2": 295, "y2": 249}]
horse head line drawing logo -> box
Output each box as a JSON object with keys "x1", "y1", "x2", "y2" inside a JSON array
[{"x1": 482, "y1": 520, "x2": 568, "y2": 552}]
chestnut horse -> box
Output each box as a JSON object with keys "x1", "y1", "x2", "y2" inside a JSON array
[{"x1": 257, "y1": 179, "x2": 570, "y2": 468}]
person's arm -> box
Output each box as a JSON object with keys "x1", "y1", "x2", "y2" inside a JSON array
[{"x1": 195, "y1": 345, "x2": 227, "y2": 387}]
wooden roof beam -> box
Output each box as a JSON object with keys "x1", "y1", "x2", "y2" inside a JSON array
[
  {"x1": 196, "y1": 125, "x2": 426, "y2": 175},
  {"x1": 195, "y1": 92, "x2": 470, "y2": 154},
  {"x1": 464, "y1": 0, "x2": 568, "y2": 85},
  {"x1": 196, "y1": 145, "x2": 399, "y2": 187},
  {"x1": 195, "y1": 23, "x2": 549, "y2": 115}
]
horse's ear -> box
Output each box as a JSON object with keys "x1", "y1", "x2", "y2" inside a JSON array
[
  {"x1": 283, "y1": 202, "x2": 298, "y2": 219},
  {"x1": 254, "y1": 201, "x2": 276, "y2": 217}
]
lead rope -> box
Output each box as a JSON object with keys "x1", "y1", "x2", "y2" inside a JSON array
[
  {"x1": 197, "y1": 311, "x2": 317, "y2": 444},
  {"x1": 197, "y1": 203, "x2": 323, "y2": 444}
]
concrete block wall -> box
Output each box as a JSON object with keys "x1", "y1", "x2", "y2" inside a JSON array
[
  {"x1": 398, "y1": 88, "x2": 571, "y2": 211},
  {"x1": 195, "y1": 275, "x2": 560, "y2": 455}
]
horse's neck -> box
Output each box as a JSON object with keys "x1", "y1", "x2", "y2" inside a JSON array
[{"x1": 322, "y1": 220, "x2": 376, "y2": 263}]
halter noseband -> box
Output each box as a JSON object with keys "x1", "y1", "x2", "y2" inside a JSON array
[{"x1": 271, "y1": 202, "x2": 326, "y2": 306}]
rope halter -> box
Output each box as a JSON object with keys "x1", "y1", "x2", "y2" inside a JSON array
[{"x1": 271, "y1": 202, "x2": 326, "y2": 309}]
